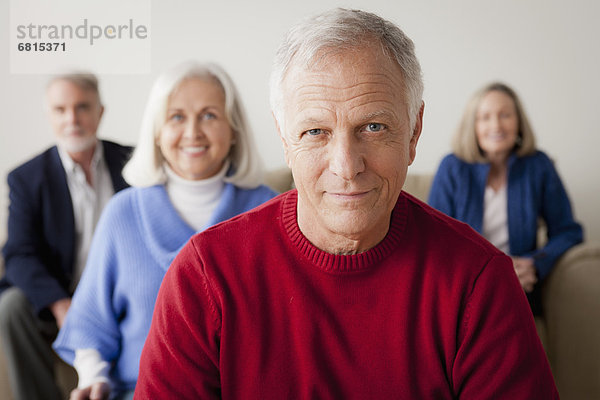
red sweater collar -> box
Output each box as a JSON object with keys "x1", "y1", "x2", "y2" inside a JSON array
[{"x1": 281, "y1": 189, "x2": 408, "y2": 273}]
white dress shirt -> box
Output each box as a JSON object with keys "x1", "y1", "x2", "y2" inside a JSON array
[{"x1": 58, "y1": 141, "x2": 114, "y2": 290}]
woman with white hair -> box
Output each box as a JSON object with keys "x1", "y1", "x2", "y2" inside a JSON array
[
  {"x1": 429, "y1": 82, "x2": 583, "y2": 316},
  {"x1": 52, "y1": 61, "x2": 276, "y2": 400}
]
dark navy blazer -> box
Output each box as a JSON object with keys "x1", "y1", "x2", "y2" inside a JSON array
[{"x1": 1, "y1": 140, "x2": 132, "y2": 319}]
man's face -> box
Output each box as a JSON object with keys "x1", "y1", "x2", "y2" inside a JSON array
[
  {"x1": 278, "y1": 44, "x2": 423, "y2": 254},
  {"x1": 46, "y1": 79, "x2": 103, "y2": 154}
]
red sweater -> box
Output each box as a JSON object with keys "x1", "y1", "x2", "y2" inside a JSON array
[{"x1": 136, "y1": 190, "x2": 557, "y2": 399}]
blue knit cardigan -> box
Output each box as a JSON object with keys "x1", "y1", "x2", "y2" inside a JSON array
[
  {"x1": 53, "y1": 183, "x2": 276, "y2": 395},
  {"x1": 428, "y1": 151, "x2": 583, "y2": 282}
]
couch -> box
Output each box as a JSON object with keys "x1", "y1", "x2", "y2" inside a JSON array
[{"x1": 1, "y1": 169, "x2": 598, "y2": 399}]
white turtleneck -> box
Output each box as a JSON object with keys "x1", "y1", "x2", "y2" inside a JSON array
[{"x1": 164, "y1": 161, "x2": 229, "y2": 232}]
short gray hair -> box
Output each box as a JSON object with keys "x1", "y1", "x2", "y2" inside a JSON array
[
  {"x1": 123, "y1": 61, "x2": 264, "y2": 188},
  {"x1": 269, "y1": 8, "x2": 424, "y2": 131},
  {"x1": 47, "y1": 71, "x2": 102, "y2": 106}
]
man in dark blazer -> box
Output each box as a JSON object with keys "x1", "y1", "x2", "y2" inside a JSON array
[{"x1": 0, "y1": 73, "x2": 132, "y2": 400}]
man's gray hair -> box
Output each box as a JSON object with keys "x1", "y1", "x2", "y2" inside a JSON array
[
  {"x1": 47, "y1": 71, "x2": 102, "y2": 106},
  {"x1": 269, "y1": 8, "x2": 424, "y2": 131}
]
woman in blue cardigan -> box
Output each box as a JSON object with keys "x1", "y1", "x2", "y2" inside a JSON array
[
  {"x1": 52, "y1": 62, "x2": 277, "y2": 400},
  {"x1": 428, "y1": 82, "x2": 583, "y2": 316}
]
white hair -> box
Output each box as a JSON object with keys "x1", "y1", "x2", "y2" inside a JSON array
[
  {"x1": 123, "y1": 61, "x2": 264, "y2": 188},
  {"x1": 269, "y1": 8, "x2": 424, "y2": 131},
  {"x1": 47, "y1": 71, "x2": 102, "y2": 107}
]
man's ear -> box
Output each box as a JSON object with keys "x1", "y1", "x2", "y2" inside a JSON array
[
  {"x1": 408, "y1": 101, "x2": 424, "y2": 166},
  {"x1": 273, "y1": 112, "x2": 292, "y2": 169}
]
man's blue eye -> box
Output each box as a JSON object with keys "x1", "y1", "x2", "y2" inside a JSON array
[
  {"x1": 170, "y1": 114, "x2": 184, "y2": 121},
  {"x1": 306, "y1": 129, "x2": 322, "y2": 136},
  {"x1": 203, "y1": 112, "x2": 216, "y2": 120},
  {"x1": 366, "y1": 123, "x2": 384, "y2": 132}
]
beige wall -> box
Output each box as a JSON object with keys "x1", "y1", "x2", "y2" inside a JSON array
[{"x1": 1, "y1": 0, "x2": 599, "y2": 244}]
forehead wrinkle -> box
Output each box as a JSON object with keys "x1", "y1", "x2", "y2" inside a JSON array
[
  {"x1": 294, "y1": 86, "x2": 400, "y2": 110},
  {"x1": 293, "y1": 80, "x2": 403, "y2": 113},
  {"x1": 285, "y1": 60, "x2": 408, "y2": 131},
  {"x1": 292, "y1": 104, "x2": 337, "y2": 128},
  {"x1": 359, "y1": 109, "x2": 397, "y2": 121},
  {"x1": 292, "y1": 93, "x2": 404, "y2": 127},
  {"x1": 294, "y1": 76, "x2": 400, "y2": 94},
  {"x1": 292, "y1": 99, "x2": 405, "y2": 133},
  {"x1": 346, "y1": 100, "x2": 405, "y2": 125}
]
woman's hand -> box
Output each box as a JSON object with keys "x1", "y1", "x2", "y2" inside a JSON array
[
  {"x1": 70, "y1": 382, "x2": 110, "y2": 400},
  {"x1": 511, "y1": 257, "x2": 537, "y2": 293}
]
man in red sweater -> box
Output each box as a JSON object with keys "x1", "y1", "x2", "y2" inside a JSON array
[{"x1": 135, "y1": 8, "x2": 558, "y2": 399}]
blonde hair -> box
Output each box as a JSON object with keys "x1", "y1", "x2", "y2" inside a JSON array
[
  {"x1": 452, "y1": 82, "x2": 536, "y2": 163},
  {"x1": 123, "y1": 61, "x2": 263, "y2": 188}
]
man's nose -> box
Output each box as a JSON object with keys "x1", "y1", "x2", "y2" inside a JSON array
[
  {"x1": 64, "y1": 108, "x2": 77, "y2": 124},
  {"x1": 328, "y1": 132, "x2": 365, "y2": 180}
]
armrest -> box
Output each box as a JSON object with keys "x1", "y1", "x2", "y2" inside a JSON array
[{"x1": 541, "y1": 242, "x2": 600, "y2": 399}]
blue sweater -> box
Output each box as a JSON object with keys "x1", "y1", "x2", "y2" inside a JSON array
[
  {"x1": 53, "y1": 183, "x2": 276, "y2": 395},
  {"x1": 428, "y1": 151, "x2": 583, "y2": 312}
]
